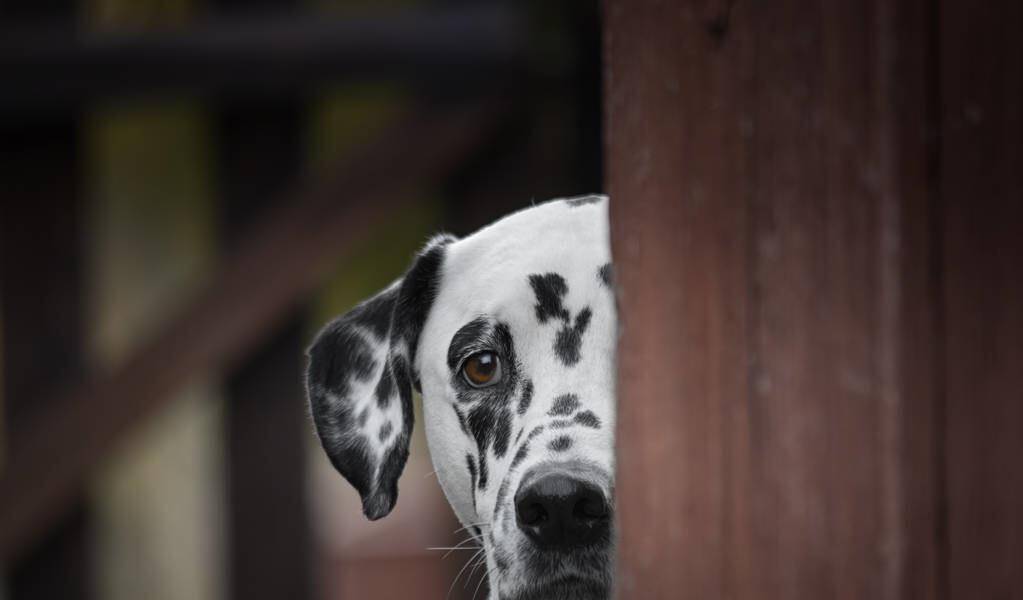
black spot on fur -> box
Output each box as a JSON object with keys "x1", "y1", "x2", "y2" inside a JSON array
[
  {"x1": 468, "y1": 404, "x2": 497, "y2": 460},
  {"x1": 357, "y1": 407, "x2": 370, "y2": 428},
  {"x1": 447, "y1": 317, "x2": 490, "y2": 371},
  {"x1": 494, "y1": 408, "x2": 512, "y2": 458},
  {"x1": 349, "y1": 285, "x2": 398, "y2": 340},
  {"x1": 372, "y1": 437, "x2": 407, "y2": 518},
  {"x1": 528, "y1": 273, "x2": 570, "y2": 323},
  {"x1": 378, "y1": 354, "x2": 416, "y2": 518},
  {"x1": 555, "y1": 307, "x2": 591, "y2": 366},
  {"x1": 575, "y1": 410, "x2": 601, "y2": 429},
  {"x1": 378, "y1": 421, "x2": 393, "y2": 442},
  {"x1": 517, "y1": 379, "x2": 533, "y2": 416},
  {"x1": 550, "y1": 393, "x2": 580, "y2": 415},
  {"x1": 564, "y1": 194, "x2": 602, "y2": 207},
  {"x1": 467, "y1": 454, "x2": 477, "y2": 487},
  {"x1": 478, "y1": 455, "x2": 489, "y2": 490},
  {"x1": 598, "y1": 262, "x2": 613, "y2": 288},
  {"x1": 466, "y1": 454, "x2": 478, "y2": 512},
  {"x1": 527, "y1": 426, "x2": 545, "y2": 441},
  {"x1": 511, "y1": 443, "x2": 530, "y2": 470},
  {"x1": 550, "y1": 419, "x2": 574, "y2": 429},
  {"x1": 374, "y1": 364, "x2": 395, "y2": 408},
  {"x1": 396, "y1": 236, "x2": 455, "y2": 392},
  {"x1": 308, "y1": 324, "x2": 377, "y2": 400},
  {"x1": 528, "y1": 273, "x2": 594, "y2": 366},
  {"x1": 514, "y1": 427, "x2": 525, "y2": 445},
  {"x1": 549, "y1": 436, "x2": 572, "y2": 452}
]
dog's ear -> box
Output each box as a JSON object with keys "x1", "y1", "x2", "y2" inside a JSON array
[{"x1": 306, "y1": 234, "x2": 455, "y2": 520}]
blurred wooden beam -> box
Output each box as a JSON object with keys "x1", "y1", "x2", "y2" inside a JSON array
[
  {"x1": 0, "y1": 5, "x2": 533, "y2": 110},
  {"x1": 0, "y1": 99, "x2": 509, "y2": 563}
]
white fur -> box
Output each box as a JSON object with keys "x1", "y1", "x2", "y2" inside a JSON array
[{"x1": 417, "y1": 196, "x2": 615, "y2": 598}]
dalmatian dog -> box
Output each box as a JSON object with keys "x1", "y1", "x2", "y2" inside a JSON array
[{"x1": 306, "y1": 195, "x2": 615, "y2": 599}]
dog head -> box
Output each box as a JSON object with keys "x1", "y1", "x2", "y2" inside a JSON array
[{"x1": 307, "y1": 196, "x2": 615, "y2": 599}]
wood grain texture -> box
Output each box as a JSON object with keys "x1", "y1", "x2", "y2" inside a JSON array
[
  {"x1": 606, "y1": 1, "x2": 944, "y2": 598},
  {"x1": 940, "y1": 1, "x2": 1023, "y2": 597}
]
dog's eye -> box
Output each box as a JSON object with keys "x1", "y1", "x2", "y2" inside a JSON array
[{"x1": 462, "y1": 351, "x2": 502, "y2": 387}]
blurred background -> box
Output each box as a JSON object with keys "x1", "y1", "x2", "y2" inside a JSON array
[{"x1": 0, "y1": 1, "x2": 600, "y2": 598}]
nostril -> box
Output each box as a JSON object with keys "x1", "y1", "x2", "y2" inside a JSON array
[
  {"x1": 574, "y1": 492, "x2": 609, "y2": 521},
  {"x1": 518, "y1": 501, "x2": 548, "y2": 527}
]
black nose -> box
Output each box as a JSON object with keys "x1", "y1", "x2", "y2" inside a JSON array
[{"x1": 515, "y1": 473, "x2": 610, "y2": 549}]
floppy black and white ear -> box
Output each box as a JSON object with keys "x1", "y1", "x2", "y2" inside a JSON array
[{"x1": 306, "y1": 234, "x2": 455, "y2": 520}]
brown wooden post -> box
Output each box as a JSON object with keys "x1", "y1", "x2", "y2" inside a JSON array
[
  {"x1": 939, "y1": 2, "x2": 1023, "y2": 598},
  {"x1": 606, "y1": 0, "x2": 1020, "y2": 598}
]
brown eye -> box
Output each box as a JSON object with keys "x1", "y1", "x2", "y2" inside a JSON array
[{"x1": 462, "y1": 351, "x2": 502, "y2": 387}]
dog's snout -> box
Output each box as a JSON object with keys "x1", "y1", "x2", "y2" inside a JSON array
[{"x1": 514, "y1": 473, "x2": 610, "y2": 549}]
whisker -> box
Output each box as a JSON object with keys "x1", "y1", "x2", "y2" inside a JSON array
[
  {"x1": 472, "y1": 564, "x2": 494, "y2": 600},
  {"x1": 427, "y1": 547, "x2": 482, "y2": 551},
  {"x1": 433, "y1": 535, "x2": 483, "y2": 559},
  {"x1": 447, "y1": 547, "x2": 486, "y2": 600},
  {"x1": 465, "y1": 553, "x2": 489, "y2": 590}
]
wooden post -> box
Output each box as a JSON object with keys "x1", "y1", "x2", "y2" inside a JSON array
[
  {"x1": 217, "y1": 98, "x2": 312, "y2": 600},
  {"x1": 939, "y1": 2, "x2": 1023, "y2": 598},
  {"x1": 2, "y1": 4, "x2": 89, "y2": 587},
  {"x1": 606, "y1": 1, "x2": 1020, "y2": 598},
  {"x1": 1, "y1": 122, "x2": 91, "y2": 598}
]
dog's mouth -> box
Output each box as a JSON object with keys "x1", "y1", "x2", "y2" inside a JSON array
[
  {"x1": 504, "y1": 575, "x2": 610, "y2": 600},
  {"x1": 504, "y1": 549, "x2": 612, "y2": 600}
]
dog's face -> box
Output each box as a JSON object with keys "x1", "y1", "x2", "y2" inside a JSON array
[{"x1": 307, "y1": 196, "x2": 615, "y2": 599}]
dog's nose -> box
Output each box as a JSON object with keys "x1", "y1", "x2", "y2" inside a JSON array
[{"x1": 515, "y1": 473, "x2": 610, "y2": 549}]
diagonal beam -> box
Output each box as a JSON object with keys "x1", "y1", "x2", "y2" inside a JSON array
[{"x1": 0, "y1": 99, "x2": 508, "y2": 563}]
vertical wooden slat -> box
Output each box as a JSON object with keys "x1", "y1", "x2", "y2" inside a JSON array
[
  {"x1": 217, "y1": 99, "x2": 312, "y2": 600},
  {"x1": 225, "y1": 317, "x2": 311, "y2": 600},
  {"x1": 1, "y1": 0, "x2": 88, "y2": 573},
  {"x1": 605, "y1": 3, "x2": 751, "y2": 596},
  {"x1": 940, "y1": 1, "x2": 1023, "y2": 598},
  {"x1": 1, "y1": 121, "x2": 91, "y2": 598},
  {"x1": 606, "y1": 1, "x2": 940, "y2": 598},
  {"x1": 212, "y1": 5, "x2": 309, "y2": 600}
]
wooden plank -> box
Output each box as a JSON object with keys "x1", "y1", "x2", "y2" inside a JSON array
[
  {"x1": 225, "y1": 317, "x2": 311, "y2": 600},
  {"x1": 216, "y1": 96, "x2": 312, "y2": 600},
  {"x1": 0, "y1": 100, "x2": 509, "y2": 563},
  {"x1": 605, "y1": 1, "x2": 939, "y2": 598},
  {"x1": 1, "y1": 117, "x2": 93, "y2": 600},
  {"x1": 605, "y1": 2, "x2": 750, "y2": 596},
  {"x1": 940, "y1": 1, "x2": 1023, "y2": 597}
]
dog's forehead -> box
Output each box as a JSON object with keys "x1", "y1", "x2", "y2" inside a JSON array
[
  {"x1": 416, "y1": 197, "x2": 610, "y2": 381},
  {"x1": 441, "y1": 198, "x2": 609, "y2": 309}
]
